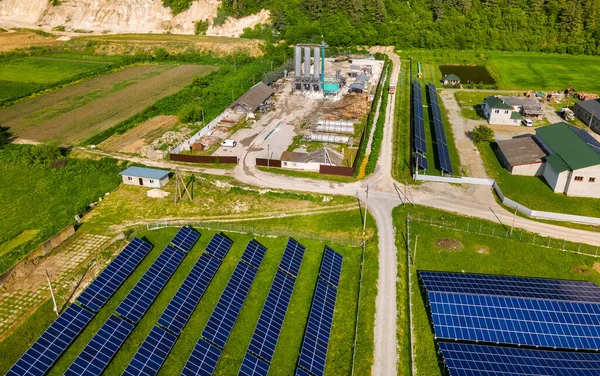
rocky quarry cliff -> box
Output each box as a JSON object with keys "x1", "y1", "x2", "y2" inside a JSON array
[{"x1": 0, "y1": 0, "x2": 269, "y2": 36}]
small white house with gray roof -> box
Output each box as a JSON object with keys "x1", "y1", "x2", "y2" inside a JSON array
[{"x1": 120, "y1": 167, "x2": 170, "y2": 188}]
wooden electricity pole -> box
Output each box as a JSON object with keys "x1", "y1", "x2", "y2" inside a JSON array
[{"x1": 174, "y1": 169, "x2": 193, "y2": 204}]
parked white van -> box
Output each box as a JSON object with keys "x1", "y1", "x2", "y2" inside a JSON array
[
  {"x1": 220, "y1": 139, "x2": 237, "y2": 147},
  {"x1": 522, "y1": 118, "x2": 533, "y2": 127}
]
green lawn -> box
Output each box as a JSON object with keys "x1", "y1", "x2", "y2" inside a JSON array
[
  {"x1": 1, "y1": 221, "x2": 377, "y2": 376},
  {"x1": 0, "y1": 56, "x2": 111, "y2": 101},
  {"x1": 394, "y1": 205, "x2": 600, "y2": 376},
  {"x1": 392, "y1": 59, "x2": 413, "y2": 182},
  {"x1": 478, "y1": 141, "x2": 600, "y2": 217}
]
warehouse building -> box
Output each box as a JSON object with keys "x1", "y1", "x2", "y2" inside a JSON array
[
  {"x1": 496, "y1": 136, "x2": 547, "y2": 176},
  {"x1": 574, "y1": 99, "x2": 600, "y2": 136}
]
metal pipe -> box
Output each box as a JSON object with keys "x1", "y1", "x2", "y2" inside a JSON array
[{"x1": 309, "y1": 133, "x2": 350, "y2": 144}]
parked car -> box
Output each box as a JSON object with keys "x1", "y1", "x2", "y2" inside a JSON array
[
  {"x1": 220, "y1": 139, "x2": 237, "y2": 147},
  {"x1": 522, "y1": 118, "x2": 533, "y2": 127}
]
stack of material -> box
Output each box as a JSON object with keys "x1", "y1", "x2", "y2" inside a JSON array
[{"x1": 578, "y1": 92, "x2": 600, "y2": 101}]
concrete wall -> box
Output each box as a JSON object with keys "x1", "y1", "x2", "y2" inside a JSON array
[
  {"x1": 542, "y1": 163, "x2": 568, "y2": 193},
  {"x1": 512, "y1": 162, "x2": 544, "y2": 176},
  {"x1": 564, "y1": 165, "x2": 600, "y2": 198},
  {"x1": 122, "y1": 175, "x2": 169, "y2": 188}
]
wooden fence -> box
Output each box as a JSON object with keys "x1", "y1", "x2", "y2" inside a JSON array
[
  {"x1": 169, "y1": 154, "x2": 238, "y2": 164},
  {"x1": 255, "y1": 158, "x2": 282, "y2": 168}
]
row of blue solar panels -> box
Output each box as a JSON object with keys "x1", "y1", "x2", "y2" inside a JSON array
[
  {"x1": 439, "y1": 341, "x2": 600, "y2": 376},
  {"x1": 7, "y1": 304, "x2": 95, "y2": 376},
  {"x1": 181, "y1": 338, "x2": 222, "y2": 376},
  {"x1": 77, "y1": 237, "x2": 153, "y2": 312},
  {"x1": 122, "y1": 326, "x2": 177, "y2": 376},
  {"x1": 279, "y1": 238, "x2": 306, "y2": 278},
  {"x1": 171, "y1": 226, "x2": 200, "y2": 253},
  {"x1": 241, "y1": 240, "x2": 268, "y2": 270},
  {"x1": 116, "y1": 245, "x2": 185, "y2": 324},
  {"x1": 412, "y1": 81, "x2": 427, "y2": 155},
  {"x1": 297, "y1": 279, "x2": 338, "y2": 376},
  {"x1": 158, "y1": 253, "x2": 221, "y2": 335},
  {"x1": 296, "y1": 368, "x2": 311, "y2": 376},
  {"x1": 65, "y1": 315, "x2": 134, "y2": 376},
  {"x1": 420, "y1": 271, "x2": 600, "y2": 350},
  {"x1": 319, "y1": 247, "x2": 343, "y2": 288},
  {"x1": 427, "y1": 83, "x2": 453, "y2": 174},
  {"x1": 416, "y1": 153, "x2": 428, "y2": 171},
  {"x1": 205, "y1": 233, "x2": 234, "y2": 261},
  {"x1": 239, "y1": 352, "x2": 270, "y2": 376}
]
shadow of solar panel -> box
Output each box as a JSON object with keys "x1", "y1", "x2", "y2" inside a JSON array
[
  {"x1": 419, "y1": 271, "x2": 600, "y2": 303},
  {"x1": 297, "y1": 279, "x2": 338, "y2": 376},
  {"x1": 7, "y1": 304, "x2": 94, "y2": 376},
  {"x1": 171, "y1": 226, "x2": 201, "y2": 253},
  {"x1": 116, "y1": 246, "x2": 185, "y2": 324},
  {"x1": 77, "y1": 237, "x2": 152, "y2": 312},
  {"x1": 429, "y1": 291, "x2": 600, "y2": 350},
  {"x1": 241, "y1": 240, "x2": 267, "y2": 270},
  {"x1": 439, "y1": 341, "x2": 600, "y2": 376},
  {"x1": 279, "y1": 238, "x2": 306, "y2": 278},
  {"x1": 181, "y1": 338, "x2": 222, "y2": 376},
  {"x1": 65, "y1": 315, "x2": 134, "y2": 376},
  {"x1": 319, "y1": 247, "x2": 343, "y2": 288},
  {"x1": 295, "y1": 367, "x2": 312, "y2": 376},
  {"x1": 158, "y1": 253, "x2": 221, "y2": 335},
  {"x1": 123, "y1": 326, "x2": 177, "y2": 376},
  {"x1": 205, "y1": 233, "x2": 234, "y2": 261},
  {"x1": 247, "y1": 270, "x2": 296, "y2": 363},
  {"x1": 239, "y1": 352, "x2": 269, "y2": 376},
  {"x1": 202, "y1": 262, "x2": 258, "y2": 349}
]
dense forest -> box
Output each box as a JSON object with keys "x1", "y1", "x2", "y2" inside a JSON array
[{"x1": 185, "y1": 0, "x2": 600, "y2": 55}]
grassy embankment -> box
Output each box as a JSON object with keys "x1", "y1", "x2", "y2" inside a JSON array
[{"x1": 394, "y1": 205, "x2": 600, "y2": 376}]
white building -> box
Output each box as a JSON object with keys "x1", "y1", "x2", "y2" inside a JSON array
[
  {"x1": 496, "y1": 136, "x2": 547, "y2": 176},
  {"x1": 120, "y1": 167, "x2": 170, "y2": 188},
  {"x1": 280, "y1": 147, "x2": 344, "y2": 172},
  {"x1": 482, "y1": 96, "x2": 523, "y2": 125}
]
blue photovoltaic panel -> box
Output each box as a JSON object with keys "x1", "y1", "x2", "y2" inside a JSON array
[
  {"x1": 77, "y1": 237, "x2": 152, "y2": 312},
  {"x1": 416, "y1": 154, "x2": 428, "y2": 170},
  {"x1": 428, "y1": 291, "x2": 600, "y2": 350},
  {"x1": 181, "y1": 338, "x2": 222, "y2": 376},
  {"x1": 158, "y1": 253, "x2": 221, "y2": 335},
  {"x1": 295, "y1": 368, "x2": 312, "y2": 376},
  {"x1": 439, "y1": 341, "x2": 600, "y2": 376},
  {"x1": 116, "y1": 246, "x2": 185, "y2": 324},
  {"x1": 279, "y1": 238, "x2": 306, "y2": 278},
  {"x1": 419, "y1": 271, "x2": 600, "y2": 303},
  {"x1": 412, "y1": 81, "x2": 426, "y2": 155},
  {"x1": 65, "y1": 315, "x2": 134, "y2": 376},
  {"x1": 297, "y1": 279, "x2": 338, "y2": 376},
  {"x1": 247, "y1": 270, "x2": 296, "y2": 363},
  {"x1": 241, "y1": 240, "x2": 267, "y2": 270},
  {"x1": 319, "y1": 246, "x2": 343, "y2": 288},
  {"x1": 7, "y1": 304, "x2": 94, "y2": 376},
  {"x1": 123, "y1": 326, "x2": 177, "y2": 376},
  {"x1": 202, "y1": 262, "x2": 258, "y2": 349},
  {"x1": 205, "y1": 233, "x2": 234, "y2": 261},
  {"x1": 427, "y1": 83, "x2": 452, "y2": 174},
  {"x1": 239, "y1": 352, "x2": 269, "y2": 376},
  {"x1": 171, "y1": 226, "x2": 200, "y2": 253}
]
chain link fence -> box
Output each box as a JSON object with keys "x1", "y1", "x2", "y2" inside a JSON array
[
  {"x1": 407, "y1": 213, "x2": 600, "y2": 257},
  {"x1": 145, "y1": 219, "x2": 364, "y2": 247}
]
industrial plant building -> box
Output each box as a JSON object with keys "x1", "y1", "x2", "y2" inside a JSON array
[{"x1": 574, "y1": 99, "x2": 600, "y2": 136}]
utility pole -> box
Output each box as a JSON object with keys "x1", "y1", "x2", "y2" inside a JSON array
[
  {"x1": 46, "y1": 270, "x2": 58, "y2": 316},
  {"x1": 588, "y1": 111, "x2": 595, "y2": 133},
  {"x1": 267, "y1": 144, "x2": 270, "y2": 169},
  {"x1": 363, "y1": 186, "x2": 369, "y2": 235},
  {"x1": 510, "y1": 205, "x2": 518, "y2": 236}
]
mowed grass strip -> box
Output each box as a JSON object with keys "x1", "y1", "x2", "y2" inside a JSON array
[
  {"x1": 37, "y1": 227, "x2": 370, "y2": 376},
  {"x1": 1, "y1": 64, "x2": 215, "y2": 144}
]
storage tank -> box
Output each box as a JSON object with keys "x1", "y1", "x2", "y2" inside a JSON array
[
  {"x1": 313, "y1": 47, "x2": 321, "y2": 81},
  {"x1": 304, "y1": 47, "x2": 311, "y2": 78},
  {"x1": 315, "y1": 124, "x2": 354, "y2": 134},
  {"x1": 317, "y1": 119, "x2": 356, "y2": 127},
  {"x1": 310, "y1": 133, "x2": 351, "y2": 144},
  {"x1": 294, "y1": 46, "x2": 302, "y2": 79}
]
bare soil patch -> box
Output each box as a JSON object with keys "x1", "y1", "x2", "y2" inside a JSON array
[
  {"x1": 101, "y1": 115, "x2": 179, "y2": 153},
  {"x1": 475, "y1": 244, "x2": 490, "y2": 254},
  {"x1": 573, "y1": 266, "x2": 591, "y2": 275},
  {"x1": 593, "y1": 262, "x2": 600, "y2": 274},
  {"x1": 0, "y1": 31, "x2": 58, "y2": 52},
  {"x1": 1, "y1": 65, "x2": 215, "y2": 144},
  {"x1": 435, "y1": 238, "x2": 464, "y2": 251}
]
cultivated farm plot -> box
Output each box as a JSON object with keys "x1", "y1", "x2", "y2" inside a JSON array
[
  {"x1": 0, "y1": 64, "x2": 215, "y2": 144},
  {"x1": 100, "y1": 115, "x2": 179, "y2": 153}
]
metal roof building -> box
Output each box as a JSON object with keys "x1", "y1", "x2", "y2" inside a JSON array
[
  {"x1": 120, "y1": 167, "x2": 170, "y2": 188},
  {"x1": 230, "y1": 82, "x2": 274, "y2": 114},
  {"x1": 574, "y1": 99, "x2": 600, "y2": 135}
]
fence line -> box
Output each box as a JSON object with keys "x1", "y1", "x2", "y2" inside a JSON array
[
  {"x1": 414, "y1": 174, "x2": 494, "y2": 186},
  {"x1": 171, "y1": 111, "x2": 228, "y2": 154},
  {"x1": 351, "y1": 240, "x2": 367, "y2": 376},
  {"x1": 145, "y1": 219, "x2": 363, "y2": 247},
  {"x1": 408, "y1": 213, "x2": 600, "y2": 257}
]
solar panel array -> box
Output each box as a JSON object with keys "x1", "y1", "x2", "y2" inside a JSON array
[
  {"x1": 412, "y1": 81, "x2": 426, "y2": 155},
  {"x1": 77, "y1": 237, "x2": 153, "y2": 312},
  {"x1": 239, "y1": 352, "x2": 270, "y2": 376},
  {"x1": 205, "y1": 233, "x2": 234, "y2": 261},
  {"x1": 279, "y1": 238, "x2": 306, "y2": 278},
  {"x1": 65, "y1": 315, "x2": 134, "y2": 376},
  {"x1": 427, "y1": 83, "x2": 453, "y2": 174},
  {"x1": 171, "y1": 226, "x2": 200, "y2": 253},
  {"x1": 158, "y1": 253, "x2": 222, "y2": 335},
  {"x1": 122, "y1": 326, "x2": 177, "y2": 376},
  {"x1": 416, "y1": 153, "x2": 428, "y2": 170},
  {"x1": 439, "y1": 342, "x2": 600, "y2": 376},
  {"x1": 183, "y1": 240, "x2": 266, "y2": 375},
  {"x1": 116, "y1": 245, "x2": 185, "y2": 324},
  {"x1": 296, "y1": 247, "x2": 343, "y2": 376},
  {"x1": 7, "y1": 304, "x2": 94, "y2": 376}
]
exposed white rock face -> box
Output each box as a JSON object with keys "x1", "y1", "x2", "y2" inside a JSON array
[{"x1": 0, "y1": 0, "x2": 270, "y2": 36}]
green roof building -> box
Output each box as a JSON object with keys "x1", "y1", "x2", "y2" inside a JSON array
[{"x1": 482, "y1": 96, "x2": 523, "y2": 125}]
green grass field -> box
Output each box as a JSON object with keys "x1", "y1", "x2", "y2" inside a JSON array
[
  {"x1": 478, "y1": 141, "x2": 600, "y2": 217},
  {"x1": 392, "y1": 59, "x2": 413, "y2": 182},
  {"x1": 0, "y1": 56, "x2": 111, "y2": 101},
  {"x1": 1, "y1": 220, "x2": 377, "y2": 376},
  {"x1": 394, "y1": 205, "x2": 600, "y2": 376}
]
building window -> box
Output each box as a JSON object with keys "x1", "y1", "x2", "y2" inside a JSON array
[
  {"x1": 505, "y1": 110, "x2": 509, "y2": 114},
  {"x1": 574, "y1": 176, "x2": 584, "y2": 182},
  {"x1": 590, "y1": 177, "x2": 596, "y2": 183},
  {"x1": 128, "y1": 177, "x2": 132, "y2": 181},
  {"x1": 150, "y1": 179, "x2": 154, "y2": 183},
  {"x1": 494, "y1": 110, "x2": 499, "y2": 114}
]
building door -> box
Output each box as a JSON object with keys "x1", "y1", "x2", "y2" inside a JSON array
[{"x1": 139, "y1": 178, "x2": 143, "y2": 186}]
